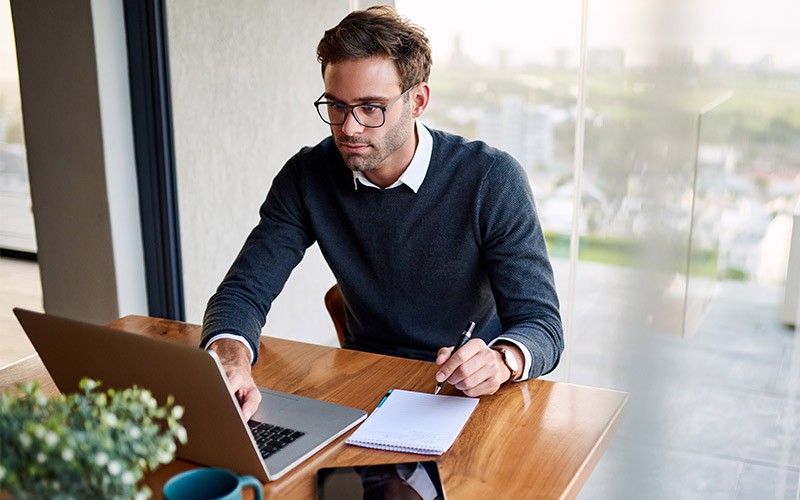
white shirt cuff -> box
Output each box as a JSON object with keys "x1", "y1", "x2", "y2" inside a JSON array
[{"x1": 204, "y1": 333, "x2": 255, "y2": 364}]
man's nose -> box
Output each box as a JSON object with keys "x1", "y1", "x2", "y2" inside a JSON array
[{"x1": 341, "y1": 109, "x2": 365, "y2": 136}]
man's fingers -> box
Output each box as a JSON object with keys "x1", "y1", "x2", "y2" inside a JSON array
[
  {"x1": 225, "y1": 368, "x2": 261, "y2": 419},
  {"x1": 436, "y1": 340, "x2": 510, "y2": 396},
  {"x1": 453, "y1": 357, "x2": 506, "y2": 396},
  {"x1": 435, "y1": 346, "x2": 454, "y2": 366},
  {"x1": 458, "y1": 375, "x2": 501, "y2": 397},
  {"x1": 435, "y1": 339, "x2": 485, "y2": 382},
  {"x1": 239, "y1": 386, "x2": 262, "y2": 421},
  {"x1": 209, "y1": 339, "x2": 261, "y2": 420}
]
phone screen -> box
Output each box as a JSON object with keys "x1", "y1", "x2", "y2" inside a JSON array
[{"x1": 316, "y1": 461, "x2": 445, "y2": 500}]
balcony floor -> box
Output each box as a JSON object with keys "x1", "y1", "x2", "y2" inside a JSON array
[{"x1": 565, "y1": 263, "x2": 799, "y2": 499}]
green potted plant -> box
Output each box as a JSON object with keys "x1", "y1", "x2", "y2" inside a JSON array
[{"x1": 0, "y1": 378, "x2": 187, "y2": 499}]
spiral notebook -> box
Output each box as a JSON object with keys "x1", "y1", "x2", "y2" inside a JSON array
[{"x1": 345, "y1": 389, "x2": 479, "y2": 455}]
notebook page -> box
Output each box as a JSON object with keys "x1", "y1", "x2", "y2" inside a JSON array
[{"x1": 346, "y1": 389, "x2": 479, "y2": 455}]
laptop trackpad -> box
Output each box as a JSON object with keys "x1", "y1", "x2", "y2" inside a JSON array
[
  {"x1": 254, "y1": 388, "x2": 297, "y2": 414},
  {"x1": 252, "y1": 387, "x2": 358, "y2": 436}
]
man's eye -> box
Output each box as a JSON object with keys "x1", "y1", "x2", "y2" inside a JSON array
[
  {"x1": 358, "y1": 105, "x2": 379, "y2": 114},
  {"x1": 331, "y1": 103, "x2": 349, "y2": 111}
]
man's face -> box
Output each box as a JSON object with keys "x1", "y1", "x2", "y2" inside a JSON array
[{"x1": 322, "y1": 57, "x2": 415, "y2": 173}]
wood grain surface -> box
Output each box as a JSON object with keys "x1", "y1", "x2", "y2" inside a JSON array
[{"x1": 0, "y1": 316, "x2": 628, "y2": 499}]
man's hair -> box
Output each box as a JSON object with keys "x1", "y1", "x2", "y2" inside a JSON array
[{"x1": 317, "y1": 5, "x2": 432, "y2": 90}]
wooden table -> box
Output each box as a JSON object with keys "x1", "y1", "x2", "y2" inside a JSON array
[{"x1": 0, "y1": 316, "x2": 628, "y2": 499}]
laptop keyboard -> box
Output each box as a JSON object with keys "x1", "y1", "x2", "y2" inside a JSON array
[{"x1": 248, "y1": 421, "x2": 306, "y2": 459}]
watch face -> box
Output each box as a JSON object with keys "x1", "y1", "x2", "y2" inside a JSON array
[
  {"x1": 498, "y1": 347, "x2": 518, "y2": 375},
  {"x1": 505, "y1": 349, "x2": 519, "y2": 372}
]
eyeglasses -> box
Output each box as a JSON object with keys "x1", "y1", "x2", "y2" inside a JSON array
[{"x1": 313, "y1": 85, "x2": 416, "y2": 128}]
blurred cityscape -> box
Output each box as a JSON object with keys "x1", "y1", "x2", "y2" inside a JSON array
[
  {"x1": 2, "y1": 3, "x2": 799, "y2": 287},
  {"x1": 421, "y1": 39, "x2": 799, "y2": 286}
]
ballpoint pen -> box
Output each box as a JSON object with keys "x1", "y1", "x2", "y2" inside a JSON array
[{"x1": 434, "y1": 321, "x2": 476, "y2": 395}]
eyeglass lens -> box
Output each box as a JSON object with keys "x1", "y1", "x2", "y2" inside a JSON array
[{"x1": 321, "y1": 104, "x2": 384, "y2": 127}]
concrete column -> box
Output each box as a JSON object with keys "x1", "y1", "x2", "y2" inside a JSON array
[{"x1": 11, "y1": 0, "x2": 147, "y2": 323}]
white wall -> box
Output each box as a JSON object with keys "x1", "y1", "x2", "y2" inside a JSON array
[
  {"x1": 11, "y1": 0, "x2": 147, "y2": 324},
  {"x1": 166, "y1": 1, "x2": 353, "y2": 345}
]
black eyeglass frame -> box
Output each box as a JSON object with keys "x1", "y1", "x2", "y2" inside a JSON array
[{"x1": 313, "y1": 85, "x2": 417, "y2": 128}]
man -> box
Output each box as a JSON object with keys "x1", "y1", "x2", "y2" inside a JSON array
[{"x1": 201, "y1": 6, "x2": 563, "y2": 420}]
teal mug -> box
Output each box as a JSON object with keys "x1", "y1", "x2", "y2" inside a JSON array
[{"x1": 163, "y1": 467, "x2": 263, "y2": 500}]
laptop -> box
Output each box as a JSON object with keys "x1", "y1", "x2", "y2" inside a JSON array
[{"x1": 13, "y1": 308, "x2": 367, "y2": 482}]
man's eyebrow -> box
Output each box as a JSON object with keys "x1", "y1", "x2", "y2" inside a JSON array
[{"x1": 323, "y1": 93, "x2": 392, "y2": 104}]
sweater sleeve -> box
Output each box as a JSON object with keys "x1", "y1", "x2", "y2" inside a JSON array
[
  {"x1": 476, "y1": 155, "x2": 564, "y2": 379},
  {"x1": 200, "y1": 154, "x2": 314, "y2": 364}
]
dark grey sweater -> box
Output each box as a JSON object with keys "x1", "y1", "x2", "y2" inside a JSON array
[{"x1": 201, "y1": 127, "x2": 563, "y2": 379}]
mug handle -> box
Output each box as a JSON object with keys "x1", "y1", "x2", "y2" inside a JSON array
[{"x1": 237, "y1": 475, "x2": 263, "y2": 500}]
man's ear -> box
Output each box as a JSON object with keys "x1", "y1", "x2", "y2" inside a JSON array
[{"x1": 410, "y1": 82, "x2": 431, "y2": 118}]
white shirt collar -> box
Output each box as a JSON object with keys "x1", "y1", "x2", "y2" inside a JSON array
[{"x1": 352, "y1": 120, "x2": 432, "y2": 193}]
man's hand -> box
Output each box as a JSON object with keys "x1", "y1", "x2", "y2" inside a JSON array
[
  {"x1": 208, "y1": 338, "x2": 262, "y2": 420},
  {"x1": 435, "y1": 339, "x2": 520, "y2": 397}
]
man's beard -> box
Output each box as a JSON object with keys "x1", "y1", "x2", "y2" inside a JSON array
[{"x1": 337, "y1": 106, "x2": 412, "y2": 172}]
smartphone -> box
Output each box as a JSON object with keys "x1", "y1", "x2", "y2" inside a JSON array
[{"x1": 316, "y1": 461, "x2": 446, "y2": 500}]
